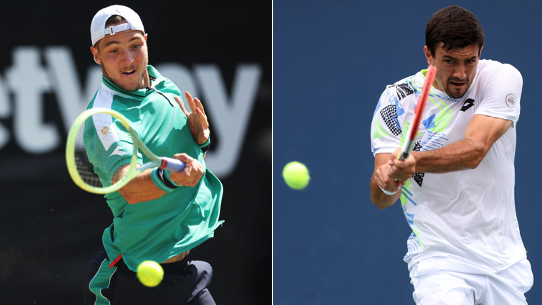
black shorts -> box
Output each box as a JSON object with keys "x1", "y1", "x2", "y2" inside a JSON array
[{"x1": 84, "y1": 250, "x2": 215, "y2": 305}]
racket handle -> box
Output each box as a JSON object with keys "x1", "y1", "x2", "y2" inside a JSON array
[
  {"x1": 160, "y1": 158, "x2": 186, "y2": 172},
  {"x1": 398, "y1": 139, "x2": 414, "y2": 161}
]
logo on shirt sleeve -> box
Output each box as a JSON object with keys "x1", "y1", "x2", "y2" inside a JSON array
[
  {"x1": 505, "y1": 94, "x2": 516, "y2": 108},
  {"x1": 101, "y1": 126, "x2": 109, "y2": 135}
]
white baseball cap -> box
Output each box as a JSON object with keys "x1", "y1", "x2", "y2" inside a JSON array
[{"x1": 90, "y1": 5, "x2": 145, "y2": 46}]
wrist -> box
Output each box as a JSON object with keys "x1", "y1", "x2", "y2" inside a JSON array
[
  {"x1": 151, "y1": 168, "x2": 179, "y2": 192},
  {"x1": 411, "y1": 151, "x2": 420, "y2": 172},
  {"x1": 164, "y1": 169, "x2": 181, "y2": 187}
]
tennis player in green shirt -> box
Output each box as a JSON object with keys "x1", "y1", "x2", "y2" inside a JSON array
[{"x1": 83, "y1": 5, "x2": 223, "y2": 305}]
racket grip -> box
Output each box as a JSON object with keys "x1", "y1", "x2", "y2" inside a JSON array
[
  {"x1": 160, "y1": 158, "x2": 186, "y2": 172},
  {"x1": 398, "y1": 139, "x2": 414, "y2": 161}
]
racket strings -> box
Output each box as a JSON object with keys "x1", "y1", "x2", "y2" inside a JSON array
[{"x1": 74, "y1": 121, "x2": 109, "y2": 188}]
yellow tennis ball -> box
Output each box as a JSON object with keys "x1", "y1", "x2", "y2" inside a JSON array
[
  {"x1": 137, "y1": 260, "x2": 164, "y2": 287},
  {"x1": 283, "y1": 161, "x2": 310, "y2": 190}
]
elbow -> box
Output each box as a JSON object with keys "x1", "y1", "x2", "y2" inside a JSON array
[
  {"x1": 465, "y1": 147, "x2": 488, "y2": 169},
  {"x1": 371, "y1": 196, "x2": 389, "y2": 210},
  {"x1": 119, "y1": 190, "x2": 139, "y2": 204},
  {"x1": 375, "y1": 204, "x2": 388, "y2": 210},
  {"x1": 126, "y1": 198, "x2": 139, "y2": 205},
  {"x1": 466, "y1": 158, "x2": 482, "y2": 169},
  {"x1": 375, "y1": 203, "x2": 389, "y2": 210},
  {"x1": 126, "y1": 196, "x2": 139, "y2": 204}
]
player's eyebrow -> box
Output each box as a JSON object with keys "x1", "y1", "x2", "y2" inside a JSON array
[
  {"x1": 129, "y1": 36, "x2": 143, "y2": 42},
  {"x1": 442, "y1": 55, "x2": 478, "y2": 61},
  {"x1": 103, "y1": 36, "x2": 144, "y2": 48},
  {"x1": 103, "y1": 40, "x2": 120, "y2": 48}
]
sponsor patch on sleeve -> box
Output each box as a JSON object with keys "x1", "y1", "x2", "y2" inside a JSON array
[{"x1": 505, "y1": 93, "x2": 516, "y2": 108}]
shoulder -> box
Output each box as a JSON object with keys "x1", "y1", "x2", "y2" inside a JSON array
[
  {"x1": 86, "y1": 90, "x2": 100, "y2": 110},
  {"x1": 379, "y1": 73, "x2": 418, "y2": 106},
  {"x1": 159, "y1": 77, "x2": 182, "y2": 96},
  {"x1": 88, "y1": 86, "x2": 142, "y2": 128},
  {"x1": 477, "y1": 60, "x2": 522, "y2": 84},
  {"x1": 89, "y1": 86, "x2": 125, "y2": 110},
  {"x1": 148, "y1": 65, "x2": 182, "y2": 96}
]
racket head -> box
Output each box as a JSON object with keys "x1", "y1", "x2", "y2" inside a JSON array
[{"x1": 66, "y1": 108, "x2": 140, "y2": 194}]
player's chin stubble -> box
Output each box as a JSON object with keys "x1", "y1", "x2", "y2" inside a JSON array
[
  {"x1": 437, "y1": 76, "x2": 469, "y2": 99},
  {"x1": 102, "y1": 65, "x2": 147, "y2": 92},
  {"x1": 445, "y1": 81, "x2": 468, "y2": 99}
]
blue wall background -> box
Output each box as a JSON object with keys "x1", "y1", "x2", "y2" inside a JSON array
[{"x1": 274, "y1": 1, "x2": 542, "y2": 304}]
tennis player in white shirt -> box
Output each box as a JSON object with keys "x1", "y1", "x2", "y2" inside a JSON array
[{"x1": 370, "y1": 5, "x2": 533, "y2": 305}]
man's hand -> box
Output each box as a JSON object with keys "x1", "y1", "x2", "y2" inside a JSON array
[
  {"x1": 169, "y1": 153, "x2": 204, "y2": 187},
  {"x1": 174, "y1": 92, "x2": 210, "y2": 145},
  {"x1": 370, "y1": 153, "x2": 403, "y2": 209},
  {"x1": 389, "y1": 147, "x2": 417, "y2": 182},
  {"x1": 373, "y1": 161, "x2": 404, "y2": 192}
]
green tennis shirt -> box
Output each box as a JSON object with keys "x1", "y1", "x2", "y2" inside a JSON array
[{"x1": 84, "y1": 65, "x2": 223, "y2": 271}]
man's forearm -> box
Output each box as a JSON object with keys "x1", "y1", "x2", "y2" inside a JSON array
[
  {"x1": 373, "y1": 137, "x2": 485, "y2": 209},
  {"x1": 409, "y1": 115, "x2": 511, "y2": 174},
  {"x1": 113, "y1": 165, "x2": 166, "y2": 204},
  {"x1": 412, "y1": 137, "x2": 486, "y2": 174},
  {"x1": 370, "y1": 175, "x2": 402, "y2": 209}
]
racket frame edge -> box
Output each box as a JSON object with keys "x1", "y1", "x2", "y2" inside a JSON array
[{"x1": 66, "y1": 108, "x2": 140, "y2": 194}]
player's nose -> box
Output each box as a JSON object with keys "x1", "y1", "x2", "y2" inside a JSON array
[
  {"x1": 453, "y1": 64, "x2": 467, "y2": 80},
  {"x1": 120, "y1": 49, "x2": 134, "y2": 64}
]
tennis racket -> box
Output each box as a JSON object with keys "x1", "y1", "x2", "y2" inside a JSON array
[
  {"x1": 66, "y1": 108, "x2": 185, "y2": 194},
  {"x1": 398, "y1": 65, "x2": 437, "y2": 161}
]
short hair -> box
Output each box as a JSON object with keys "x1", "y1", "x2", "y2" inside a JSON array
[
  {"x1": 94, "y1": 15, "x2": 127, "y2": 49},
  {"x1": 425, "y1": 6, "x2": 484, "y2": 57},
  {"x1": 105, "y1": 15, "x2": 126, "y2": 27}
]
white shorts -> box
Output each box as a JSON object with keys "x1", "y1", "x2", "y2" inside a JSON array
[{"x1": 409, "y1": 257, "x2": 533, "y2": 305}]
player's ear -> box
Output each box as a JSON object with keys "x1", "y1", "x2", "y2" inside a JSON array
[
  {"x1": 90, "y1": 46, "x2": 101, "y2": 65},
  {"x1": 423, "y1": 46, "x2": 433, "y2": 65},
  {"x1": 144, "y1": 33, "x2": 148, "y2": 42},
  {"x1": 478, "y1": 45, "x2": 483, "y2": 58}
]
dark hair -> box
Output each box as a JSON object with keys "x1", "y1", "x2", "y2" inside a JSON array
[
  {"x1": 425, "y1": 6, "x2": 484, "y2": 57},
  {"x1": 94, "y1": 15, "x2": 127, "y2": 49},
  {"x1": 105, "y1": 15, "x2": 126, "y2": 27}
]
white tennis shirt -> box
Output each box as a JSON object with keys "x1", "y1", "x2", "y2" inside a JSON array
[{"x1": 370, "y1": 59, "x2": 527, "y2": 273}]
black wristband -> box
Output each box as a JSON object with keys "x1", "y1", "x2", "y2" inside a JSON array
[{"x1": 157, "y1": 168, "x2": 179, "y2": 189}]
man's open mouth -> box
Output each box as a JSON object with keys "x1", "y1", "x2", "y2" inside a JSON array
[
  {"x1": 122, "y1": 69, "x2": 136, "y2": 75},
  {"x1": 450, "y1": 81, "x2": 465, "y2": 87}
]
